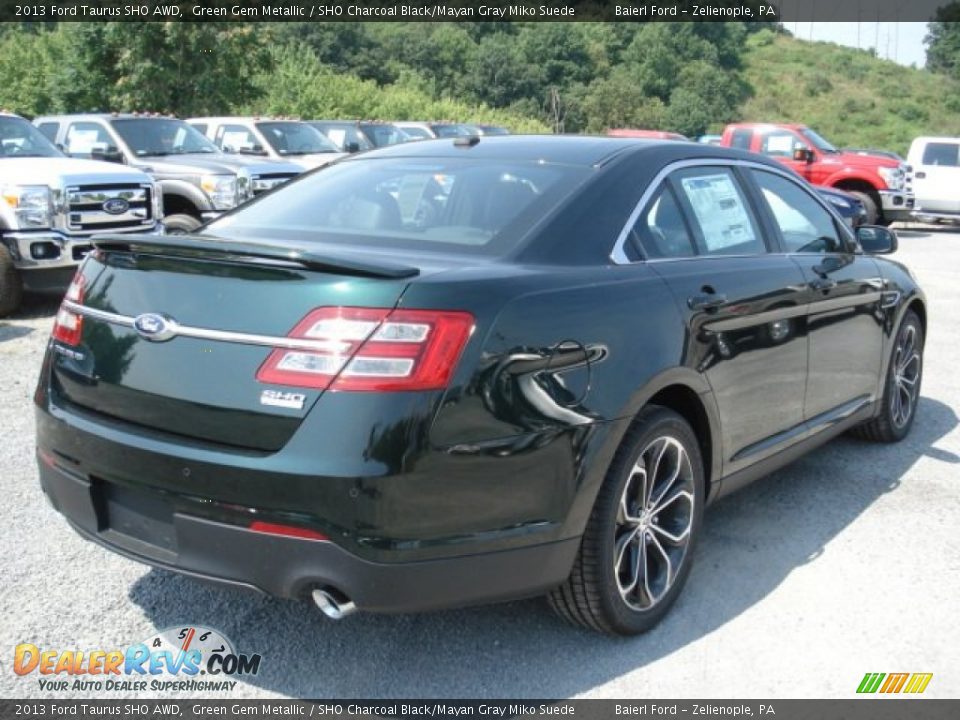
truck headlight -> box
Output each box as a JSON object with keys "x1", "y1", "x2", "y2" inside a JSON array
[
  {"x1": 199, "y1": 174, "x2": 238, "y2": 210},
  {"x1": 1, "y1": 185, "x2": 53, "y2": 229},
  {"x1": 878, "y1": 166, "x2": 904, "y2": 191}
]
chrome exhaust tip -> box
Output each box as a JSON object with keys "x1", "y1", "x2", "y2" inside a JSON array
[{"x1": 311, "y1": 588, "x2": 357, "y2": 620}]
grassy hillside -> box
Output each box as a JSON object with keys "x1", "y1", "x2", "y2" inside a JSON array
[{"x1": 739, "y1": 31, "x2": 960, "y2": 156}]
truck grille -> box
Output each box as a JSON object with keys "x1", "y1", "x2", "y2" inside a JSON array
[
  {"x1": 251, "y1": 173, "x2": 297, "y2": 195},
  {"x1": 66, "y1": 184, "x2": 154, "y2": 233}
]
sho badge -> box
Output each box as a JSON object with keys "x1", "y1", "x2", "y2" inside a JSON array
[{"x1": 260, "y1": 389, "x2": 306, "y2": 410}]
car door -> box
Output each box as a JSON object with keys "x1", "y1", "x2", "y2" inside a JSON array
[
  {"x1": 628, "y1": 164, "x2": 810, "y2": 476},
  {"x1": 912, "y1": 140, "x2": 960, "y2": 214},
  {"x1": 747, "y1": 168, "x2": 884, "y2": 427}
]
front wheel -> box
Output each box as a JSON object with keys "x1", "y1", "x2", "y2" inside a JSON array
[
  {"x1": 849, "y1": 191, "x2": 879, "y2": 225},
  {"x1": 851, "y1": 310, "x2": 923, "y2": 442},
  {"x1": 548, "y1": 406, "x2": 705, "y2": 635}
]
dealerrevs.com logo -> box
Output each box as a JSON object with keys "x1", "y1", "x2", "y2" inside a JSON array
[{"x1": 13, "y1": 626, "x2": 262, "y2": 693}]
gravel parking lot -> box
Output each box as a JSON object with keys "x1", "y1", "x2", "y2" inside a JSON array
[{"x1": 1, "y1": 227, "x2": 958, "y2": 700}]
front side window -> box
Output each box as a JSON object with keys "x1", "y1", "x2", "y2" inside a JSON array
[
  {"x1": 921, "y1": 142, "x2": 960, "y2": 167},
  {"x1": 207, "y1": 158, "x2": 588, "y2": 258},
  {"x1": 217, "y1": 125, "x2": 263, "y2": 154},
  {"x1": 64, "y1": 122, "x2": 115, "y2": 158},
  {"x1": 760, "y1": 130, "x2": 806, "y2": 158},
  {"x1": 672, "y1": 167, "x2": 766, "y2": 256},
  {"x1": 752, "y1": 170, "x2": 845, "y2": 254},
  {"x1": 111, "y1": 119, "x2": 218, "y2": 156}
]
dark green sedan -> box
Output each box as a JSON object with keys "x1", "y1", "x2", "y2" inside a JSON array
[{"x1": 35, "y1": 136, "x2": 925, "y2": 635}]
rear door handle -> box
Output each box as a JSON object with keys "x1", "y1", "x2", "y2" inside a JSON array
[
  {"x1": 914, "y1": 171, "x2": 926, "y2": 179},
  {"x1": 687, "y1": 293, "x2": 727, "y2": 310},
  {"x1": 809, "y1": 278, "x2": 837, "y2": 291}
]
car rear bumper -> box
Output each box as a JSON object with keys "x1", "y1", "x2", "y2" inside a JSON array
[{"x1": 38, "y1": 454, "x2": 579, "y2": 612}]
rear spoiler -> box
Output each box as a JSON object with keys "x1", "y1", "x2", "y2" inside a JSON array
[{"x1": 91, "y1": 234, "x2": 420, "y2": 280}]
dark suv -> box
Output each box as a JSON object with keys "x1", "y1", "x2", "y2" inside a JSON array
[{"x1": 36, "y1": 137, "x2": 925, "y2": 634}]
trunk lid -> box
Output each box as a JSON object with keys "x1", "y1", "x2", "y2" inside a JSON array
[{"x1": 50, "y1": 235, "x2": 420, "y2": 451}]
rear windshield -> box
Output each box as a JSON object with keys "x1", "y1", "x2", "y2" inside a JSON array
[{"x1": 206, "y1": 157, "x2": 589, "y2": 257}]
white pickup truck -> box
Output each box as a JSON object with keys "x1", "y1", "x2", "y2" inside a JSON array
[
  {"x1": 908, "y1": 136, "x2": 960, "y2": 224},
  {"x1": 0, "y1": 112, "x2": 162, "y2": 316}
]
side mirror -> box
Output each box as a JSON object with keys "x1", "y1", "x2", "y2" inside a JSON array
[
  {"x1": 856, "y1": 225, "x2": 898, "y2": 254},
  {"x1": 345, "y1": 141, "x2": 361, "y2": 153},
  {"x1": 793, "y1": 147, "x2": 814, "y2": 163},
  {"x1": 91, "y1": 146, "x2": 124, "y2": 164}
]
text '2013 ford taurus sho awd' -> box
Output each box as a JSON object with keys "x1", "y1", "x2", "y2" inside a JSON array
[{"x1": 35, "y1": 136, "x2": 925, "y2": 635}]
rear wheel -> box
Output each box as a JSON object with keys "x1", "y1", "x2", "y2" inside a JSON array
[
  {"x1": 849, "y1": 191, "x2": 879, "y2": 225},
  {"x1": 851, "y1": 310, "x2": 923, "y2": 442},
  {"x1": 0, "y1": 244, "x2": 23, "y2": 318},
  {"x1": 163, "y1": 214, "x2": 202, "y2": 235},
  {"x1": 548, "y1": 406, "x2": 705, "y2": 635}
]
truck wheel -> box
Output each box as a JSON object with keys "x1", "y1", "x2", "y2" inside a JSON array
[
  {"x1": 849, "y1": 192, "x2": 878, "y2": 225},
  {"x1": 0, "y1": 244, "x2": 24, "y2": 318},
  {"x1": 163, "y1": 214, "x2": 202, "y2": 235},
  {"x1": 548, "y1": 406, "x2": 705, "y2": 635}
]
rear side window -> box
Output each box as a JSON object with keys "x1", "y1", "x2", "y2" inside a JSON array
[
  {"x1": 37, "y1": 122, "x2": 59, "y2": 142},
  {"x1": 630, "y1": 186, "x2": 695, "y2": 259},
  {"x1": 671, "y1": 167, "x2": 766, "y2": 256},
  {"x1": 921, "y1": 142, "x2": 960, "y2": 167},
  {"x1": 752, "y1": 170, "x2": 844, "y2": 254},
  {"x1": 729, "y1": 129, "x2": 752, "y2": 150},
  {"x1": 208, "y1": 158, "x2": 589, "y2": 258}
]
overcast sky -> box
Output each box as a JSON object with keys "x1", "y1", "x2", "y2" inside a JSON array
[{"x1": 787, "y1": 22, "x2": 930, "y2": 67}]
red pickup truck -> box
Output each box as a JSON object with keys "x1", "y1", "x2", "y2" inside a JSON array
[{"x1": 720, "y1": 123, "x2": 913, "y2": 224}]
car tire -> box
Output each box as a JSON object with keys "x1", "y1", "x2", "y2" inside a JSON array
[
  {"x1": 0, "y1": 244, "x2": 24, "y2": 318},
  {"x1": 163, "y1": 214, "x2": 202, "y2": 235},
  {"x1": 548, "y1": 406, "x2": 705, "y2": 635},
  {"x1": 849, "y1": 191, "x2": 879, "y2": 225},
  {"x1": 851, "y1": 310, "x2": 923, "y2": 443}
]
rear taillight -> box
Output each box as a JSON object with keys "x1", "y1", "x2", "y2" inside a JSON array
[
  {"x1": 256, "y1": 307, "x2": 474, "y2": 392},
  {"x1": 51, "y1": 274, "x2": 85, "y2": 346}
]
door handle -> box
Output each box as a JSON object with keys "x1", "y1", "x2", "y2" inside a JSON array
[
  {"x1": 914, "y1": 171, "x2": 926, "y2": 179},
  {"x1": 688, "y1": 293, "x2": 727, "y2": 310},
  {"x1": 809, "y1": 277, "x2": 837, "y2": 291}
]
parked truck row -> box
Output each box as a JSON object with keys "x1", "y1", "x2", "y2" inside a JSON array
[{"x1": 4, "y1": 109, "x2": 957, "y2": 319}]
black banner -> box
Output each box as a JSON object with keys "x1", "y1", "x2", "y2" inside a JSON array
[
  {"x1": 1, "y1": 700, "x2": 960, "y2": 720},
  {"x1": 0, "y1": 0, "x2": 957, "y2": 23}
]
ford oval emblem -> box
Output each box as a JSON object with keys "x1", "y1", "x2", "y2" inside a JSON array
[
  {"x1": 102, "y1": 198, "x2": 130, "y2": 215},
  {"x1": 133, "y1": 313, "x2": 177, "y2": 342}
]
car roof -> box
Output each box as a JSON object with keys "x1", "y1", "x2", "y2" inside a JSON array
[
  {"x1": 348, "y1": 134, "x2": 782, "y2": 169},
  {"x1": 33, "y1": 114, "x2": 184, "y2": 122}
]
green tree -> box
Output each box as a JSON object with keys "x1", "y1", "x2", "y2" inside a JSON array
[{"x1": 925, "y1": 4, "x2": 960, "y2": 78}]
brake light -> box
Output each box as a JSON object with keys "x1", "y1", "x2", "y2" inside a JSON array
[
  {"x1": 51, "y1": 274, "x2": 85, "y2": 346},
  {"x1": 256, "y1": 307, "x2": 474, "y2": 392}
]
